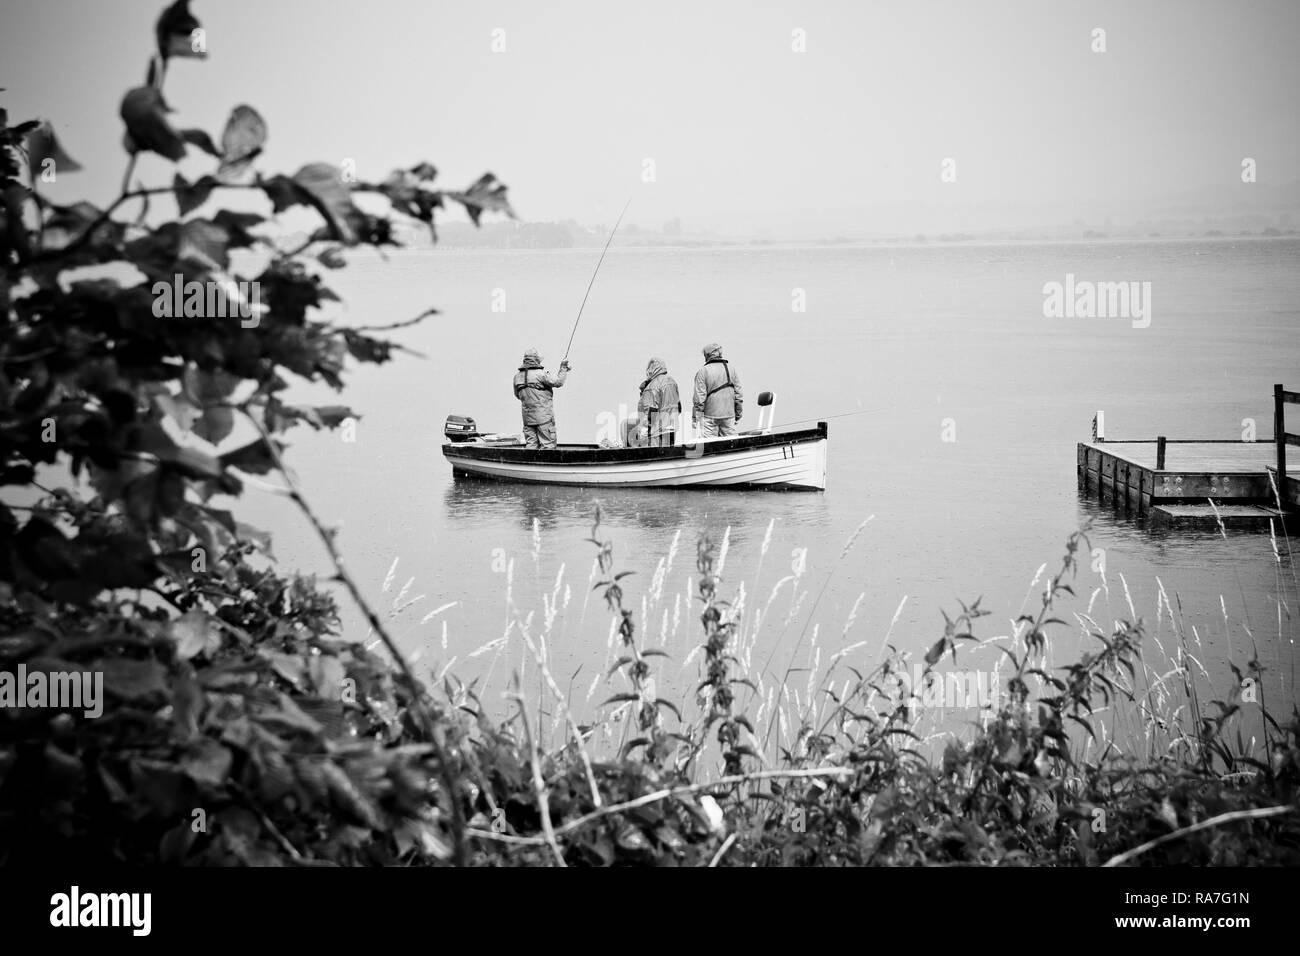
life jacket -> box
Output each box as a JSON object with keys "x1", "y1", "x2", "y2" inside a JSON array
[
  {"x1": 704, "y1": 359, "x2": 735, "y2": 400},
  {"x1": 514, "y1": 368, "x2": 556, "y2": 427},
  {"x1": 640, "y1": 372, "x2": 681, "y2": 434},
  {"x1": 515, "y1": 368, "x2": 551, "y2": 396}
]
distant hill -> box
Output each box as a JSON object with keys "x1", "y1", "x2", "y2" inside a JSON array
[{"x1": 396, "y1": 218, "x2": 741, "y2": 250}]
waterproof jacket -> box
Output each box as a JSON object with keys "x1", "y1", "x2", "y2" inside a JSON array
[
  {"x1": 638, "y1": 360, "x2": 681, "y2": 436},
  {"x1": 693, "y1": 352, "x2": 743, "y2": 420},
  {"x1": 513, "y1": 363, "x2": 567, "y2": 426}
]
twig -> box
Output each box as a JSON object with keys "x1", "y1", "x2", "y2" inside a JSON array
[
  {"x1": 120, "y1": 155, "x2": 138, "y2": 199},
  {"x1": 552, "y1": 767, "x2": 854, "y2": 838},
  {"x1": 707, "y1": 832, "x2": 737, "y2": 867},
  {"x1": 231, "y1": 782, "x2": 304, "y2": 863},
  {"x1": 465, "y1": 766, "x2": 852, "y2": 846},
  {"x1": 1102, "y1": 805, "x2": 1296, "y2": 867},
  {"x1": 242, "y1": 407, "x2": 467, "y2": 865},
  {"x1": 34, "y1": 182, "x2": 263, "y2": 263},
  {"x1": 462, "y1": 828, "x2": 542, "y2": 846},
  {"x1": 346, "y1": 308, "x2": 440, "y2": 334}
]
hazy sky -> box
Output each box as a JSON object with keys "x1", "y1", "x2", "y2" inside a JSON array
[{"x1": 3, "y1": 0, "x2": 1298, "y2": 235}]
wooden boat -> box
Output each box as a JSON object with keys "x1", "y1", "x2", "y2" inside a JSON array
[{"x1": 442, "y1": 397, "x2": 827, "y2": 491}]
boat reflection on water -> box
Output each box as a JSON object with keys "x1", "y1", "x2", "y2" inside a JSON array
[{"x1": 442, "y1": 473, "x2": 833, "y2": 541}]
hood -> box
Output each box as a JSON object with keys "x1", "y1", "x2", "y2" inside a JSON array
[
  {"x1": 702, "y1": 342, "x2": 723, "y2": 361},
  {"x1": 640, "y1": 357, "x2": 667, "y2": 392},
  {"x1": 520, "y1": 348, "x2": 543, "y2": 370}
]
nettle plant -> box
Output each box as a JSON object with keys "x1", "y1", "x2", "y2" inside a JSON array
[{"x1": 0, "y1": 1, "x2": 513, "y2": 864}]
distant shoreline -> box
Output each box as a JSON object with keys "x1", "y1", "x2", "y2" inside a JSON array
[{"x1": 373, "y1": 231, "x2": 1300, "y2": 255}]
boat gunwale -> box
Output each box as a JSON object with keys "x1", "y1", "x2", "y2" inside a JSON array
[{"x1": 442, "y1": 422, "x2": 828, "y2": 466}]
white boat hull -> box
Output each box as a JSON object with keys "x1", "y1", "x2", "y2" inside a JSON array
[{"x1": 443, "y1": 424, "x2": 828, "y2": 491}]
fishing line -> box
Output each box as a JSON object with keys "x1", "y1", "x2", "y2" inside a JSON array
[
  {"x1": 773, "y1": 404, "x2": 904, "y2": 428},
  {"x1": 561, "y1": 197, "x2": 633, "y2": 364},
  {"x1": 773, "y1": 394, "x2": 1021, "y2": 430}
]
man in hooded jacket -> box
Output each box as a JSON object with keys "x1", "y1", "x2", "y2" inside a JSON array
[
  {"x1": 512, "y1": 348, "x2": 570, "y2": 449},
  {"x1": 692, "y1": 342, "x2": 743, "y2": 437},
  {"x1": 637, "y1": 357, "x2": 680, "y2": 447}
]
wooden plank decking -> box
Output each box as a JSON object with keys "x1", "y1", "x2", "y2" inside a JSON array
[{"x1": 1081, "y1": 441, "x2": 1274, "y2": 473}]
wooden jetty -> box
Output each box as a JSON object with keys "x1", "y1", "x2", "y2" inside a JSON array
[{"x1": 1077, "y1": 384, "x2": 1299, "y2": 531}]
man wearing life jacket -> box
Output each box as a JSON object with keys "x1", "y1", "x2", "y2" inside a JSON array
[
  {"x1": 692, "y1": 342, "x2": 743, "y2": 437},
  {"x1": 512, "y1": 348, "x2": 570, "y2": 449},
  {"x1": 637, "y1": 356, "x2": 681, "y2": 447}
]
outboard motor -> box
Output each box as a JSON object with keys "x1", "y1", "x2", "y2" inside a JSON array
[{"x1": 444, "y1": 415, "x2": 480, "y2": 442}]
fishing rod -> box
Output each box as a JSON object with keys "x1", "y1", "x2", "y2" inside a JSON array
[{"x1": 561, "y1": 197, "x2": 632, "y2": 365}]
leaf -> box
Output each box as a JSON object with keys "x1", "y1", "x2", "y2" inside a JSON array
[
  {"x1": 867, "y1": 785, "x2": 898, "y2": 821},
  {"x1": 133, "y1": 422, "x2": 225, "y2": 478},
  {"x1": 180, "y1": 128, "x2": 220, "y2": 157},
  {"x1": 261, "y1": 173, "x2": 307, "y2": 215},
  {"x1": 654, "y1": 697, "x2": 682, "y2": 721},
  {"x1": 99, "y1": 658, "x2": 169, "y2": 701},
  {"x1": 174, "y1": 172, "x2": 215, "y2": 215},
  {"x1": 308, "y1": 655, "x2": 346, "y2": 698},
  {"x1": 176, "y1": 218, "x2": 230, "y2": 271},
  {"x1": 278, "y1": 404, "x2": 356, "y2": 431},
  {"x1": 409, "y1": 161, "x2": 437, "y2": 181},
  {"x1": 601, "y1": 693, "x2": 641, "y2": 706},
  {"x1": 172, "y1": 663, "x2": 202, "y2": 740},
  {"x1": 322, "y1": 760, "x2": 382, "y2": 829},
  {"x1": 317, "y1": 246, "x2": 346, "y2": 269},
  {"x1": 181, "y1": 739, "x2": 232, "y2": 787},
  {"x1": 444, "y1": 172, "x2": 515, "y2": 225},
  {"x1": 156, "y1": 0, "x2": 206, "y2": 59},
  {"x1": 192, "y1": 405, "x2": 234, "y2": 444},
  {"x1": 614, "y1": 823, "x2": 650, "y2": 854},
  {"x1": 1066, "y1": 712, "x2": 1097, "y2": 743},
  {"x1": 341, "y1": 329, "x2": 395, "y2": 364},
  {"x1": 291, "y1": 163, "x2": 362, "y2": 244},
  {"x1": 216, "y1": 105, "x2": 266, "y2": 183},
  {"x1": 261, "y1": 650, "x2": 305, "y2": 688},
  {"x1": 169, "y1": 609, "x2": 220, "y2": 660},
  {"x1": 235, "y1": 522, "x2": 273, "y2": 555},
  {"x1": 40, "y1": 200, "x2": 120, "y2": 255},
  {"x1": 261, "y1": 693, "x2": 323, "y2": 736},
  {"x1": 120, "y1": 87, "x2": 186, "y2": 161},
  {"x1": 24, "y1": 120, "x2": 82, "y2": 178},
  {"x1": 183, "y1": 366, "x2": 241, "y2": 405},
  {"x1": 376, "y1": 167, "x2": 443, "y2": 224},
  {"x1": 219, "y1": 438, "x2": 280, "y2": 475},
  {"x1": 1157, "y1": 797, "x2": 1179, "y2": 830},
  {"x1": 924, "y1": 637, "x2": 946, "y2": 666},
  {"x1": 211, "y1": 210, "x2": 264, "y2": 248}
]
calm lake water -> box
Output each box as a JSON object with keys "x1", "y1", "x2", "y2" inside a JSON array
[{"x1": 238, "y1": 237, "x2": 1300, "y2": 721}]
